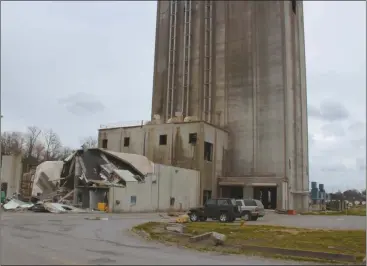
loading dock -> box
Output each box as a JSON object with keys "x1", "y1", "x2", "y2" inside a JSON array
[
  {"x1": 253, "y1": 186, "x2": 277, "y2": 209},
  {"x1": 218, "y1": 179, "x2": 280, "y2": 210}
]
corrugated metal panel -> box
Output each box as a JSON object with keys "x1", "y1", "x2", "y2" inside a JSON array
[
  {"x1": 113, "y1": 169, "x2": 138, "y2": 182},
  {"x1": 99, "y1": 149, "x2": 153, "y2": 175}
]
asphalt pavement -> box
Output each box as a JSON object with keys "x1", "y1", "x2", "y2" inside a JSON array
[{"x1": 0, "y1": 211, "x2": 365, "y2": 265}]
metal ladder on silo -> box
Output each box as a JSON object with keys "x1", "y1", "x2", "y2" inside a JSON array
[
  {"x1": 182, "y1": 0, "x2": 192, "y2": 117},
  {"x1": 166, "y1": 1, "x2": 178, "y2": 120},
  {"x1": 203, "y1": 1, "x2": 213, "y2": 123}
]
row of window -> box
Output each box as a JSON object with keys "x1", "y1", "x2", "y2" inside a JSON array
[{"x1": 101, "y1": 133, "x2": 213, "y2": 161}]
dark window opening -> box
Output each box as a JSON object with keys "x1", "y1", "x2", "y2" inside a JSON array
[
  {"x1": 189, "y1": 133, "x2": 197, "y2": 144},
  {"x1": 124, "y1": 137, "x2": 130, "y2": 147},
  {"x1": 203, "y1": 190, "x2": 212, "y2": 204},
  {"x1": 291, "y1": 0, "x2": 296, "y2": 14},
  {"x1": 170, "y1": 197, "x2": 175, "y2": 207},
  {"x1": 204, "y1": 141, "x2": 213, "y2": 161},
  {"x1": 159, "y1": 134, "x2": 167, "y2": 145},
  {"x1": 102, "y1": 139, "x2": 108, "y2": 149}
]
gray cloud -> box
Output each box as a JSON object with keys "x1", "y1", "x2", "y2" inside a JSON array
[
  {"x1": 320, "y1": 123, "x2": 345, "y2": 138},
  {"x1": 58, "y1": 92, "x2": 105, "y2": 116},
  {"x1": 348, "y1": 121, "x2": 366, "y2": 135},
  {"x1": 356, "y1": 158, "x2": 366, "y2": 171},
  {"x1": 308, "y1": 133, "x2": 315, "y2": 147},
  {"x1": 308, "y1": 101, "x2": 349, "y2": 122},
  {"x1": 321, "y1": 163, "x2": 348, "y2": 173},
  {"x1": 307, "y1": 105, "x2": 322, "y2": 118}
]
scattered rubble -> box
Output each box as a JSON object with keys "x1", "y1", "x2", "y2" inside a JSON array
[
  {"x1": 3, "y1": 148, "x2": 149, "y2": 214},
  {"x1": 3, "y1": 199, "x2": 34, "y2": 211},
  {"x1": 1, "y1": 197, "x2": 87, "y2": 214},
  {"x1": 43, "y1": 202, "x2": 86, "y2": 214},
  {"x1": 188, "y1": 231, "x2": 227, "y2": 246},
  {"x1": 189, "y1": 232, "x2": 213, "y2": 243},
  {"x1": 175, "y1": 214, "x2": 189, "y2": 223},
  {"x1": 211, "y1": 232, "x2": 227, "y2": 246},
  {"x1": 165, "y1": 223, "x2": 185, "y2": 234},
  {"x1": 84, "y1": 217, "x2": 109, "y2": 220}
]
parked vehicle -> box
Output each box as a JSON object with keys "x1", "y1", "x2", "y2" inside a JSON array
[
  {"x1": 188, "y1": 198, "x2": 241, "y2": 223},
  {"x1": 236, "y1": 199, "x2": 265, "y2": 221}
]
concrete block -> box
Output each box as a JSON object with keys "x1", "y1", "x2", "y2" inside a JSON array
[
  {"x1": 165, "y1": 224, "x2": 184, "y2": 234},
  {"x1": 189, "y1": 232, "x2": 212, "y2": 243},
  {"x1": 211, "y1": 232, "x2": 227, "y2": 246}
]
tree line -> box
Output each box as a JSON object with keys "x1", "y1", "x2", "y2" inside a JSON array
[
  {"x1": 1, "y1": 126, "x2": 97, "y2": 163},
  {"x1": 330, "y1": 189, "x2": 366, "y2": 202}
]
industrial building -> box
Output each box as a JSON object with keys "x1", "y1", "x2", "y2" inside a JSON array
[
  {"x1": 0, "y1": 154, "x2": 23, "y2": 198},
  {"x1": 98, "y1": 0, "x2": 309, "y2": 211},
  {"x1": 31, "y1": 148, "x2": 200, "y2": 212}
]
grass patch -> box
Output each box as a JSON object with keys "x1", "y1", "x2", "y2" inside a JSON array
[
  {"x1": 133, "y1": 222, "x2": 366, "y2": 263},
  {"x1": 302, "y1": 207, "x2": 366, "y2": 216}
]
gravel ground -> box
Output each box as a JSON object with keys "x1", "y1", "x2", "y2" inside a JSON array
[{"x1": 0, "y1": 211, "x2": 364, "y2": 265}]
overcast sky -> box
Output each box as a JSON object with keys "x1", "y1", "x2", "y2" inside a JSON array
[{"x1": 1, "y1": 1, "x2": 365, "y2": 191}]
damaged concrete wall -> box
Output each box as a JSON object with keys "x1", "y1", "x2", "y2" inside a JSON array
[
  {"x1": 99, "y1": 121, "x2": 228, "y2": 204},
  {"x1": 155, "y1": 164, "x2": 200, "y2": 211},
  {"x1": 32, "y1": 161, "x2": 64, "y2": 196},
  {"x1": 1, "y1": 154, "x2": 23, "y2": 197},
  {"x1": 109, "y1": 164, "x2": 200, "y2": 212}
]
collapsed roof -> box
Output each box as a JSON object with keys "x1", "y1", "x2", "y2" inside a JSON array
[{"x1": 32, "y1": 148, "x2": 154, "y2": 197}]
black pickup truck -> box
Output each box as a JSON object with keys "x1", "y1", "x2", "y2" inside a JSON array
[{"x1": 188, "y1": 198, "x2": 241, "y2": 223}]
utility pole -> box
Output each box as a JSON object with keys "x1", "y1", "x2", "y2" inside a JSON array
[{"x1": 0, "y1": 115, "x2": 3, "y2": 195}]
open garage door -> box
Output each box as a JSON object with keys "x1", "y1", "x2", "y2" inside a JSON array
[{"x1": 253, "y1": 186, "x2": 277, "y2": 209}]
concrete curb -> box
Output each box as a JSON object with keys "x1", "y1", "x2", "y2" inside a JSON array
[
  {"x1": 236, "y1": 245, "x2": 357, "y2": 262},
  {"x1": 189, "y1": 232, "x2": 212, "y2": 242}
]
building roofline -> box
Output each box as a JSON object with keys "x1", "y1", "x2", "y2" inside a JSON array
[{"x1": 98, "y1": 120, "x2": 228, "y2": 133}]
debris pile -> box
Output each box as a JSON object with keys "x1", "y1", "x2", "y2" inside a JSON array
[
  {"x1": 3, "y1": 148, "x2": 150, "y2": 213},
  {"x1": 1, "y1": 196, "x2": 87, "y2": 213}
]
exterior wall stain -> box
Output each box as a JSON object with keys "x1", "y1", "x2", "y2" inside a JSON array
[{"x1": 98, "y1": 121, "x2": 228, "y2": 204}]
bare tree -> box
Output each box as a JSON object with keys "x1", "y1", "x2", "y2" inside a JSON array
[
  {"x1": 43, "y1": 129, "x2": 62, "y2": 161},
  {"x1": 81, "y1": 136, "x2": 98, "y2": 149},
  {"x1": 33, "y1": 141, "x2": 45, "y2": 161},
  {"x1": 1, "y1": 131, "x2": 25, "y2": 155},
  {"x1": 59, "y1": 147, "x2": 74, "y2": 160},
  {"x1": 25, "y1": 126, "x2": 42, "y2": 158}
]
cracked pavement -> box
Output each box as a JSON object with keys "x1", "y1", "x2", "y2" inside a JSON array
[{"x1": 0, "y1": 212, "x2": 364, "y2": 265}]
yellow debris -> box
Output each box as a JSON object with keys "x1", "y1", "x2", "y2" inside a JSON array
[{"x1": 175, "y1": 214, "x2": 189, "y2": 223}]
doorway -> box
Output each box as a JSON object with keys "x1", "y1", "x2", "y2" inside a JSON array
[
  {"x1": 1, "y1": 183, "x2": 8, "y2": 197},
  {"x1": 253, "y1": 186, "x2": 277, "y2": 209},
  {"x1": 221, "y1": 186, "x2": 243, "y2": 199}
]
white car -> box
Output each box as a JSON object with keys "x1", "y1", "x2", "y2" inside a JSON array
[{"x1": 236, "y1": 199, "x2": 265, "y2": 221}]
